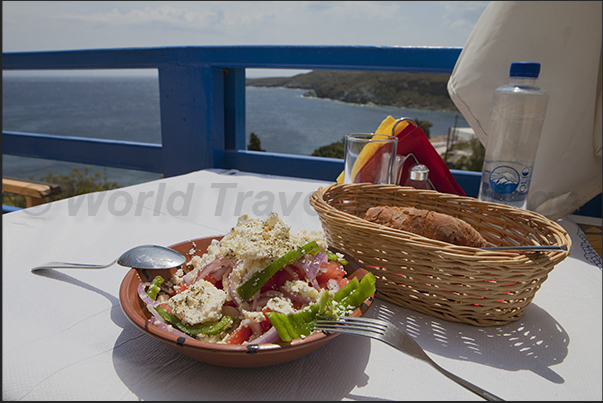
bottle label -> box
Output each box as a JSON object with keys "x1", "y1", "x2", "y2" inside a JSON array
[{"x1": 484, "y1": 161, "x2": 532, "y2": 195}]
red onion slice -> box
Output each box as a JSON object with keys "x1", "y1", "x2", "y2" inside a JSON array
[
  {"x1": 246, "y1": 319, "x2": 263, "y2": 339},
  {"x1": 194, "y1": 257, "x2": 226, "y2": 283},
  {"x1": 211, "y1": 260, "x2": 235, "y2": 281},
  {"x1": 182, "y1": 266, "x2": 198, "y2": 285},
  {"x1": 308, "y1": 252, "x2": 327, "y2": 279},
  {"x1": 250, "y1": 291, "x2": 261, "y2": 311},
  {"x1": 138, "y1": 282, "x2": 170, "y2": 323},
  {"x1": 299, "y1": 252, "x2": 326, "y2": 289},
  {"x1": 221, "y1": 266, "x2": 233, "y2": 289},
  {"x1": 283, "y1": 265, "x2": 299, "y2": 280},
  {"x1": 254, "y1": 296, "x2": 272, "y2": 310},
  {"x1": 148, "y1": 317, "x2": 192, "y2": 339},
  {"x1": 249, "y1": 326, "x2": 280, "y2": 345},
  {"x1": 138, "y1": 282, "x2": 158, "y2": 306},
  {"x1": 280, "y1": 287, "x2": 314, "y2": 305},
  {"x1": 146, "y1": 303, "x2": 165, "y2": 323},
  {"x1": 262, "y1": 290, "x2": 283, "y2": 298},
  {"x1": 227, "y1": 261, "x2": 242, "y2": 306},
  {"x1": 159, "y1": 282, "x2": 174, "y2": 296}
]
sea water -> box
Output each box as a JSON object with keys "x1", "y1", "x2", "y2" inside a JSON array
[{"x1": 2, "y1": 75, "x2": 468, "y2": 186}]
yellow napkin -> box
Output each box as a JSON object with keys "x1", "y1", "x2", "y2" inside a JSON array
[{"x1": 336, "y1": 116, "x2": 412, "y2": 184}]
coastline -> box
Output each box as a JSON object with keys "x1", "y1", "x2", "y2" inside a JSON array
[
  {"x1": 246, "y1": 69, "x2": 461, "y2": 114},
  {"x1": 295, "y1": 88, "x2": 459, "y2": 114}
]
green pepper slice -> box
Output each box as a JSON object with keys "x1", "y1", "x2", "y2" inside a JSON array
[
  {"x1": 155, "y1": 306, "x2": 235, "y2": 337},
  {"x1": 339, "y1": 273, "x2": 376, "y2": 309},
  {"x1": 266, "y1": 274, "x2": 376, "y2": 343},
  {"x1": 266, "y1": 290, "x2": 331, "y2": 342},
  {"x1": 327, "y1": 251, "x2": 348, "y2": 266},
  {"x1": 236, "y1": 241, "x2": 319, "y2": 301},
  {"x1": 334, "y1": 276, "x2": 360, "y2": 302},
  {"x1": 267, "y1": 311, "x2": 297, "y2": 341},
  {"x1": 267, "y1": 309, "x2": 313, "y2": 342},
  {"x1": 146, "y1": 275, "x2": 164, "y2": 300}
]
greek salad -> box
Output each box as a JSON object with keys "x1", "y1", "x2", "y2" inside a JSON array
[{"x1": 138, "y1": 213, "x2": 375, "y2": 344}]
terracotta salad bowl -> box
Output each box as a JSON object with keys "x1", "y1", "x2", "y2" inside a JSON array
[{"x1": 119, "y1": 235, "x2": 374, "y2": 368}]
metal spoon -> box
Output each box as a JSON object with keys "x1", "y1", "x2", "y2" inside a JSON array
[{"x1": 31, "y1": 245, "x2": 186, "y2": 272}]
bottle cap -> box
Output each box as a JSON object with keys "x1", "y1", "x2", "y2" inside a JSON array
[
  {"x1": 510, "y1": 62, "x2": 541, "y2": 78},
  {"x1": 409, "y1": 164, "x2": 429, "y2": 181}
]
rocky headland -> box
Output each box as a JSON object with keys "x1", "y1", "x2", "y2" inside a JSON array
[{"x1": 246, "y1": 70, "x2": 460, "y2": 113}]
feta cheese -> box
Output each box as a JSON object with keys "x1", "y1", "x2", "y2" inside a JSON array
[
  {"x1": 190, "y1": 213, "x2": 307, "y2": 303},
  {"x1": 167, "y1": 268, "x2": 185, "y2": 287},
  {"x1": 291, "y1": 230, "x2": 328, "y2": 252},
  {"x1": 186, "y1": 214, "x2": 329, "y2": 304},
  {"x1": 167, "y1": 279, "x2": 227, "y2": 326},
  {"x1": 266, "y1": 296, "x2": 296, "y2": 315},
  {"x1": 156, "y1": 293, "x2": 170, "y2": 304},
  {"x1": 282, "y1": 280, "x2": 321, "y2": 302},
  {"x1": 242, "y1": 310, "x2": 267, "y2": 323},
  {"x1": 189, "y1": 255, "x2": 203, "y2": 271}
]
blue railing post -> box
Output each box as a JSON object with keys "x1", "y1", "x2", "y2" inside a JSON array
[
  {"x1": 157, "y1": 65, "x2": 225, "y2": 177},
  {"x1": 224, "y1": 68, "x2": 247, "y2": 152}
]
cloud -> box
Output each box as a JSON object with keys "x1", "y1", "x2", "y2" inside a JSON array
[
  {"x1": 72, "y1": 5, "x2": 222, "y2": 28},
  {"x1": 70, "y1": 3, "x2": 277, "y2": 31},
  {"x1": 304, "y1": 1, "x2": 401, "y2": 20},
  {"x1": 2, "y1": 1, "x2": 490, "y2": 52},
  {"x1": 440, "y1": 1, "x2": 490, "y2": 34}
]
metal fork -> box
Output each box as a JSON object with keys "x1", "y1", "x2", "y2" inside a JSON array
[{"x1": 314, "y1": 316, "x2": 504, "y2": 401}]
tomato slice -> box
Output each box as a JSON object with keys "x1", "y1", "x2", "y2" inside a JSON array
[
  {"x1": 173, "y1": 283, "x2": 189, "y2": 295},
  {"x1": 337, "y1": 277, "x2": 349, "y2": 289},
  {"x1": 226, "y1": 309, "x2": 273, "y2": 344},
  {"x1": 260, "y1": 307, "x2": 273, "y2": 332},
  {"x1": 202, "y1": 275, "x2": 223, "y2": 289},
  {"x1": 259, "y1": 273, "x2": 278, "y2": 293},
  {"x1": 225, "y1": 325, "x2": 253, "y2": 344},
  {"x1": 260, "y1": 264, "x2": 306, "y2": 292},
  {"x1": 316, "y1": 261, "x2": 349, "y2": 289}
]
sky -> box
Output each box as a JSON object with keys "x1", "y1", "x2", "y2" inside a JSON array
[{"x1": 2, "y1": 1, "x2": 491, "y2": 77}]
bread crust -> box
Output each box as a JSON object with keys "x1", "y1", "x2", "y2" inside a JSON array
[{"x1": 364, "y1": 206, "x2": 488, "y2": 247}]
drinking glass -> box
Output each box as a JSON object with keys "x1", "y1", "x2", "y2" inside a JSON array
[{"x1": 344, "y1": 133, "x2": 399, "y2": 184}]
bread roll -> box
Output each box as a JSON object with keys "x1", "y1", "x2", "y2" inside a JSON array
[{"x1": 364, "y1": 206, "x2": 488, "y2": 247}]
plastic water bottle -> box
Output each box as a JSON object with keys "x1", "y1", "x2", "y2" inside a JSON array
[{"x1": 478, "y1": 62, "x2": 549, "y2": 209}]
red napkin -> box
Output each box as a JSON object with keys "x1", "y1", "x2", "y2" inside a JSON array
[
  {"x1": 392, "y1": 119, "x2": 466, "y2": 196},
  {"x1": 336, "y1": 116, "x2": 466, "y2": 196}
]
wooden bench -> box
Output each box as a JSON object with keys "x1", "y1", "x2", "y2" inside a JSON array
[{"x1": 2, "y1": 176, "x2": 62, "y2": 207}]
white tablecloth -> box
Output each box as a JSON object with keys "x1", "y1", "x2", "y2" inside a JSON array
[{"x1": 3, "y1": 169, "x2": 601, "y2": 401}]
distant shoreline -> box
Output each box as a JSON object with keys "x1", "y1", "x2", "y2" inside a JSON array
[
  {"x1": 3, "y1": 71, "x2": 460, "y2": 114},
  {"x1": 246, "y1": 70, "x2": 461, "y2": 114},
  {"x1": 295, "y1": 88, "x2": 458, "y2": 113}
]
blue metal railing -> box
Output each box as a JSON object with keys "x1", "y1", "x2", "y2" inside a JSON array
[
  {"x1": 2, "y1": 46, "x2": 601, "y2": 218},
  {"x1": 2, "y1": 46, "x2": 462, "y2": 179}
]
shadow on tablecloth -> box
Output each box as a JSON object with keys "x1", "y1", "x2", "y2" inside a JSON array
[
  {"x1": 111, "y1": 316, "x2": 372, "y2": 400},
  {"x1": 32, "y1": 267, "x2": 567, "y2": 399},
  {"x1": 373, "y1": 299, "x2": 568, "y2": 384}
]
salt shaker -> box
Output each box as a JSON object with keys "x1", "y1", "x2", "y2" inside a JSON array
[{"x1": 404, "y1": 164, "x2": 433, "y2": 190}]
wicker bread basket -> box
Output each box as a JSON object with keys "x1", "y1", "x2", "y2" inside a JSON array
[{"x1": 309, "y1": 183, "x2": 571, "y2": 326}]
